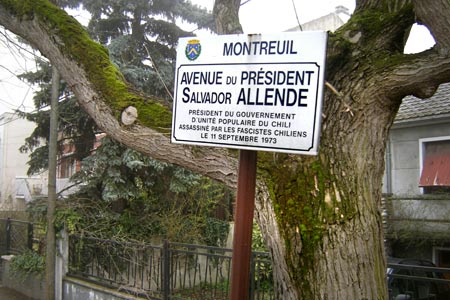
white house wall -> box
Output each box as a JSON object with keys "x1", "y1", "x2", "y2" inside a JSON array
[
  {"x1": 0, "y1": 113, "x2": 37, "y2": 210},
  {"x1": 385, "y1": 121, "x2": 450, "y2": 195}
]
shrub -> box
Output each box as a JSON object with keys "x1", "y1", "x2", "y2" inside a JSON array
[{"x1": 9, "y1": 250, "x2": 45, "y2": 282}]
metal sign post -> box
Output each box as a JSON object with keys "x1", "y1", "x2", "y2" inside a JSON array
[{"x1": 230, "y1": 149, "x2": 257, "y2": 300}]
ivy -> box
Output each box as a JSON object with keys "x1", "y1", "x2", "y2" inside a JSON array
[{"x1": 9, "y1": 250, "x2": 45, "y2": 282}]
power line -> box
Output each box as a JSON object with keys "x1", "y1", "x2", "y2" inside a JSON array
[{"x1": 291, "y1": 0, "x2": 303, "y2": 31}]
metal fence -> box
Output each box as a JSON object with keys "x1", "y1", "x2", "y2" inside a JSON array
[
  {"x1": 5, "y1": 219, "x2": 450, "y2": 300},
  {"x1": 0, "y1": 218, "x2": 33, "y2": 255},
  {"x1": 68, "y1": 235, "x2": 274, "y2": 300},
  {"x1": 387, "y1": 262, "x2": 450, "y2": 300}
]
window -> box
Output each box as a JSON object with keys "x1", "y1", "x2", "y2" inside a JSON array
[
  {"x1": 433, "y1": 247, "x2": 450, "y2": 280},
  {"x1": 58, "y1": 156, "x2": 77, "y2": 178},
  {"x1": 419, "y1": 137, "x2": 450, "y2": 194}
]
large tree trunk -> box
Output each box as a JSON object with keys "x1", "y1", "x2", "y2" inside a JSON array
[
  {"x1": 254, "y1": 82, "x2": 394, "y2": 299},
  {"x1": 253, "y1": 1, "x2": 450, "y2": 298},
  {"x1": 1, "y1": 0, "x2": 450, "y2": 299}
]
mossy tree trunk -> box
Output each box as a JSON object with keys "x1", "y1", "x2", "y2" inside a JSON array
[
  {"x1": 1, "y1": 0, "x2": 450, "y2": 299},
  {"x1": 253, "y1": 1, "x2": 450, "y2": 298}
]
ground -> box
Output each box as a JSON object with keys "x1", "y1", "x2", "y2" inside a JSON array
[{"x1": 0, "y1": 286, "x2": 33, "y2": 300}]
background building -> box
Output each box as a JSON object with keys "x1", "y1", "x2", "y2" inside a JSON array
[
  {"x1": 383, "y1": 83, "x2": 450, "y2": 269},
  {"x1": 0, "y1": 112, "x2": 42, "y2": 211}
]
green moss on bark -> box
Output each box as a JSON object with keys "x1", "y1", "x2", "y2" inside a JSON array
[
  {"x1": 258, "y1": 152, "x2": 356, "y2": 296},
  {"x1": 2, "y1": 0, "x2": 172, "y2": 130}
]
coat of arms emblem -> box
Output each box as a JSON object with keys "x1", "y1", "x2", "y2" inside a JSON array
[{"x1": 185, "y1": 39, "x2": 201, "y2": 61}]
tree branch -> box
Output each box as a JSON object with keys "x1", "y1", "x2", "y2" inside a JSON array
[
  {"x1": 349, "y1": 1, "x2": 450, "y2": 100},
  {"x1": 413, "y1": 0, "x2": 450, "y2": 55},
  {"x1": 382, "y1": 52, "x2": 450, "y2": 99},
  {"x1": 0, "y1": 0, "x2": 238, "y2": 188},
  {"x1": 213, "y1": 0, "x2": 243, "y2": 35}
]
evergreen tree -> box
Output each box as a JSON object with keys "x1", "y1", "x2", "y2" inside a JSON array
[
  {"x1": 62, "y1": 136, "x2": 232, "y2": 245},
  {"x1": 20, "y1": 0, "x2": 229, "y2": 245},
  {"x1": 19, "y1": 58, "x2": 98, "y2": 175},
  {"x1": 64, "y1": 0, "x2": 214, "y2": 99},
  {"x1": 20, "y1": 0, "x2": 214, "y2": 172}
]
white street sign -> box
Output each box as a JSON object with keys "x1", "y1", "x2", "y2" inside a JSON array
[{"x1": 171, "y1": 32, "x2": 327, "y2": 155}]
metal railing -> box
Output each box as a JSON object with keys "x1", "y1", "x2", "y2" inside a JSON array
[
  {"x1": 387, "y1": 262, "x2": 450, "y2": 300},
  {"x1": 0, "y1": 218, "x2": 33, "y2": 255},
  {"x1": 68, "y1": 235, "x2": 274, "y2": 300}
]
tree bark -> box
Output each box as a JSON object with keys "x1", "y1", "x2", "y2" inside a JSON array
[{"x1": 2, "y1": 0, "x2": 450, "y2": 299}]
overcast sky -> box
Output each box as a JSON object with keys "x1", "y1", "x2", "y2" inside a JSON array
[
  {"x1": 0, "y1": 0, "x2": 435, "y2": 115},
  {"x1": 191, "y1": 0, "x2": 356, "y2": 34},
  {"x1": 0, "y1": 30, "x2": 39, "y2": 115},
  {"x1": 190, "y1": 0, "x2": 433, "y2": 53}
]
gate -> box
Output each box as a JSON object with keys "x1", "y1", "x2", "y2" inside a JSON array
[{"x1": 0, "y1": 218, "x2": 33, "y2": 255}]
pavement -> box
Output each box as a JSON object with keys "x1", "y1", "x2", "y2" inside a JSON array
[{"x1": 0, "y1": 285, "x2": 33, "y2": 300}]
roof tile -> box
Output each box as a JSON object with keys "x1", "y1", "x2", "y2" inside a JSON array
[{"x1": 396, "y1": 83, "x2": 450, "y2": 122}]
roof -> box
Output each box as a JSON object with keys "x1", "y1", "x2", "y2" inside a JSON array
[
  {"x1": 286, "y1": 6, "x2": 350, "y2": 32},
  {"x1": 286, "y1": 13, "x2": 345, "y2": 32},
  {"x1": 395, "y1": 83, "x2": 450, "y2": 124}
]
